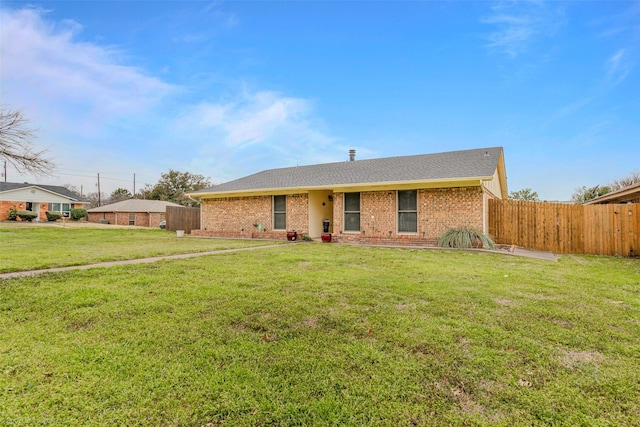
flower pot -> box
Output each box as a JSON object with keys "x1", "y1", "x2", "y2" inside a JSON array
[
  {"x1": 321, "y1": 233, "x2": 332, "y2": 243},
  {"x1": 286, "y1": 231, "x2": 298, "y2": 241}
]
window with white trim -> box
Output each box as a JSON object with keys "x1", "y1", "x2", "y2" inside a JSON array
[
  {"x1": 129, "y1": 213, "x2": 136, "y2": 226},
  {"x1": 48, "y1": 203, "x2": 71, "y2": 218},
  {"x1": 398, "y1": 190, "x2": 417, "y2": 233},
  {"x1": 344, "y1": 192, "x2": 361, "y2": 232},
  {"x1": 273, "y1": 195, "x2": 286, "y2": 230}
]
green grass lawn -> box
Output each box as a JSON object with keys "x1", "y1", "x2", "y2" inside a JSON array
[
  {"x1": 1, "y1": 228, "x2": 639, "y2": 426},
  {"x1": 0, "y1": 224, "x2": 278, "y2": 273}
]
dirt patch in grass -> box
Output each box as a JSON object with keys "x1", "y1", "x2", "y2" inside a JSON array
[
  {"x1": 299, "y1": 317, "x2": 319, "y2": 328},
  {"x1": 559, "y1": 349, "x2": 604, "y2": 369},
  {"x1": 511, "y1": 290, "x2": 555, "y2": 300},
  {"x1": 493, "y1": 298, "x2": 516, "y2": 306}
]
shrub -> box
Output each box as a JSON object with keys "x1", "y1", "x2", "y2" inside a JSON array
[
  {"x1": 16, "y1": 210, "x2": 38, "y2": 222},
  {"x1": 70, "y1": 208, "x2": 87, "y2": 221},
  {"x1": 45, "y1": 211, "x2": 62, "y2": 221},
  {"x1": 7, "y1": 205, "x2": 18, "y2": 221},
  {"x1": 438, "y1": 226, "x2": 496, "y2": 250}
]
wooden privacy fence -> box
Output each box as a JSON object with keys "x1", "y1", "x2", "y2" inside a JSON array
[
  {"x1": 166, "y1": 206, "x2": 200, "y2": 234},
  {"x1": 489, "y1": 199, "x2": 639, "y2": 257}
]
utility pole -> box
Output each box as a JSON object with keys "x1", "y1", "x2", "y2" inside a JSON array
[
  {"x1": 3, "y1": 161, "x2": 6, "y2": 182},
  {"x1": 97, "y1": 173, "x2": 101, "y2": 207},
  {"x1": 133, "y1": 173, "x2": 136, "y2": 198}
]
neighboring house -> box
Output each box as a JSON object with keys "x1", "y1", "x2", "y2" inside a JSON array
[
  {"x1": 583, "y1": 183, "x2": 640, "y2": 205},
  {"x1": 87, "y1": 199, "x2": 183, "y2": 227},
  {"x1": 187, "y1": 147, "x2": 508, "y2": 245},
  {"x1": 0, "y1": 182, "x2": 86, "y2": 221}
]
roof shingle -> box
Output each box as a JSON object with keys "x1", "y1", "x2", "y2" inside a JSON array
[
  {"x1": 87, "y1": 199, "x2": 183, "y2": 213},
  {"x1": 192, "y1": 146, "x2": 504, "y2": 195}
]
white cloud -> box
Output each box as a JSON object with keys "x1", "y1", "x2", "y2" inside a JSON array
[
  {"x1": 177, "y1": 89, "x2": 341, "y2": 182},
  {"x1": 606, "y1": 49, "x2": 631, "y2": 84},
  {"x1": 483, "y1": 1, "x2": 563, "y2": 58},
  {"x1": 553, "y1": 97, "x2": 593, "y2": 119},
  {"x1": 192, "y1": 91, "x2": 311, "y2": 147},
  {"x1": 1, "y1": 8, "x2": 175, "y2": 118},
  {"x1": 0, "y1": 7, "x2": 343, "y2": 192}
]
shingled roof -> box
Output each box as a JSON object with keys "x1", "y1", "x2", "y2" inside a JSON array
[
  {"x1": 87, "y1": 199, "x2": 183, "y2": 213},
  {"x1": 0, "y1": 182, "x2": 85, "y2": 201},
  {"x1": 191, "y1": 146, "x2": 505, "y2": 196}
]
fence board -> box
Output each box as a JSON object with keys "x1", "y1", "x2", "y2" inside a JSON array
[
  {"x1": 166, "y1": 206, "x2": 200, "y2": 234},
  {"x1": 488, "y1": 199, "x2": 639, "y2": 257}
]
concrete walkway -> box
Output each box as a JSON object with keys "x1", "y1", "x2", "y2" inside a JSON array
[
  {"x1": 509, "y1": 247, "x2": 558, "y2": 262},
  {"x1": 0, "y1": 242, "x2": 557, "y2": 281},
  {"x1": 0, "y1": 244, "x2": 283, "y2": 280}
]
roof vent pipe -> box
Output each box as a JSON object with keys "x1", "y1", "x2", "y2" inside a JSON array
[{"x1": 349, "y1": 149, "x2": 356, "y2": 161}]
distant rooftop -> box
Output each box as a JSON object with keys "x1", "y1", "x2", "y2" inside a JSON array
[
  {"x1": 0, "y1": 181, "x2": 85, "y2": 201},
  {"x1": 87, "y1": 199, "x2": 183, "y2": 213}
]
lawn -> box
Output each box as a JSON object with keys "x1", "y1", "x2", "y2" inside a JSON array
[
  {"x1": 1, "y1": 228, "x2": 639, "y2": 426},
  {"x1": 0, "y1": 223, "x2": 279, "y2": 273}
]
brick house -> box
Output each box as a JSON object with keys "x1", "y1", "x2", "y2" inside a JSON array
[
  {"x1": 87, "y1": 199, "x2": 182, "y2": 227},
  {"x1": 188, "y1": 147, "x2": 508, "y2": 246},
  {"x1": 0, "y1": 182, "x2": 86, "y2": 221}
]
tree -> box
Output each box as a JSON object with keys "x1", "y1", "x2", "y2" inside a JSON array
[
  {"x1": 509, "y1": 188, "x2": 539, "y2": 201},
  {"x1": 571, "y1": 185, "x2": 611, "y2": 204},
  {"x1": 63, "y1": 184, "x2": 81, "y2": 196},
  {"x1": 610, "y1": 170, "x2": 640, "y2": 192},
  {"x1": 0, "y1": 107, "x2": 54, "y2": 176},
  {"x1": 144, "y1": 170, "x2": 211, "y2": 207},
  {"x1": 135, "y1": 183, "x2": 154, "y2": 200},
  {"x1": 85, "y1": 191, "x2": 107, "y2": 209},
  {"x1": 109, "y1": 188, "x2": 133, "y2": 203}
]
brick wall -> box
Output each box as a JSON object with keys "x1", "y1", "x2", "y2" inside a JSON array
[
  {"x1": 0, "y1": 201, "x2": 16, "y2": 220},
  {"x1": 87, "y1": 211, "x2": 159, "y2": 227},
  {"x1": 332, "y1": 187, "x2": 484, "y2": 245},
  {"x1": 1, "y1": 201, "x2": 86, "y2": 222},
  {"x1": 192, "y1": 187, "x2": 484, "y2": 246},
  {"x1": 194, "y1": 194, "x2": 308, "y2": 238}
]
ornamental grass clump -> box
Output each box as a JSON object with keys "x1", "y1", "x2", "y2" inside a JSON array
[{"x1": 438, "y1": 226, "x2": 496, "y2": 250}]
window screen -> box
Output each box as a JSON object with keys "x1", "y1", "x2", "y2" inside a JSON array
[
  {"x1": 398, "y1": 190, "x2": 417, "y2": 233},
  {"x1": 344, "y1": 192, "x2": 360, "y2": 232}
]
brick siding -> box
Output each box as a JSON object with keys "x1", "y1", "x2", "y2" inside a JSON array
[
  {"x1": 1, "y1": 201, "x2": 85, "y2": 222},
  {"x1": 332, "y1": 187, "x2": 484, "y2": 245},
  {"x1": 193, "y1": 194, "x2": 309, "y2": 238},
  {"x1": 87, "y1": 211, "x2": 164, "y2": 227},
  {"x1": 192, "y1": 186, "x2": 485, "y2": 246}
]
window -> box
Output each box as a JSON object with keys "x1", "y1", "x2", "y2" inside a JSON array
[
  {"x1": 344, "y1": 192, "x2": 361, "y2": 232},
  {"x1": 129, "y1": 213, "x2": 136, "y2": 226},
  {"x1": 273, "y1": 195, "x2": 286, "y2": 230},
  {"x1": 48, "y1": 203, "x2": 71, "y2": 217},
  {"x1": 398, "y1": 190, "x2": 417, "y2": 233}
]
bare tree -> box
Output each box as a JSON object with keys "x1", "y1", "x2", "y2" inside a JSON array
[
  {"x1": 610, "y1": 170, "x2": 640, "y2": 191},
  {"x1": 85, "y1": 191, "x2": 107, "y2": 209},
  {"x1": 0, "y1": 107, "x2": 54, "y2": 176}
]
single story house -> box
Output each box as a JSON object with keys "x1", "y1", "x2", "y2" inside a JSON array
[
  {"x1": 583, "y1": 183, "x2": 640, "y2": 205},
  {"x1": 187, "y1": 147, "x2": 508, "y2": 246},
  {"x1": 87, "y1": 199, "x2": 182, "y2": 227},
  {"x1": 0, "y1": 182, "x2": 86, "y2": 221}
]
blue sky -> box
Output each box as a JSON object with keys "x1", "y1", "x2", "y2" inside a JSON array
[{"x1": 1, "y1": 1, "x2": 638, "y2": 200}]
